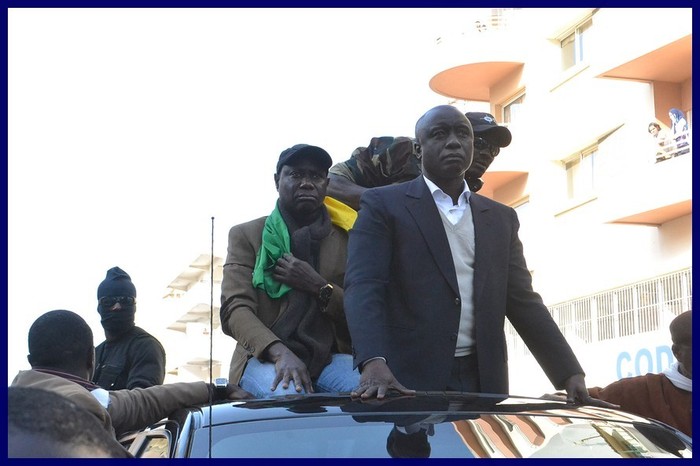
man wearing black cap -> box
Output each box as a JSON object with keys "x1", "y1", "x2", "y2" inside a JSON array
[
  {"x1": 92, "y1": 266, "x2": 166, "y2": 390},
  {"x1": 326, "y1": 111, "x2": 512, "y2": 212},
  {"x1": 220, "y1": 144, "x2": 359, "y2": 398},
  {"x1": 463, "y1": 112, "x2": 512, "y2": 193}
]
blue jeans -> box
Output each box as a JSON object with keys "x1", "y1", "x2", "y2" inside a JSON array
[{"x1": 241, "y1": 353, "x2": 360, "y2": 398}]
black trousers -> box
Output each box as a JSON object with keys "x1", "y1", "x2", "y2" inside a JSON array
[{"x1": 446, "y1": 353, "x2": 480, "y2": 393}]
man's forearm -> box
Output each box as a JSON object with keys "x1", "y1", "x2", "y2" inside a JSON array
[{"x1": 327, "y1": 174, "x2": 367, "y2": 210}]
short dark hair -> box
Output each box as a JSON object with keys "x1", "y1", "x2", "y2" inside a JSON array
[
  {"x1": 8, "y1": 386, "x2": 132, "y2": 458},
  {"x1": 27, "y1": 310, "x2": 94, "y2": 370},
  {"x1": 648, "y1": 122, "x2": 661, "y2": 132}
]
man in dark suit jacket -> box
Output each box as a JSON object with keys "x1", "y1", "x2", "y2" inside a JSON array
[{"x1": 344, "y1": 105, "x2": 600, "y2": 404}]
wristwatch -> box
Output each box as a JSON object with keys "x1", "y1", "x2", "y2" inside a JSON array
[
  {"x1": 318, "y1": 283, "x2": 334, "y2": 309},
  {"x1": 212, "y1": 377, "x2": 229, "y2": 401}
]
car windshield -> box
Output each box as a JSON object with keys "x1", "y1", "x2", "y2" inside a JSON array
[{"x1": 187, "y1": 413, "x2": 691, "y2": 458}]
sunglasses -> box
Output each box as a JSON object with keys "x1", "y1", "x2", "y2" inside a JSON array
[
  {"x1": 99, "y1": 296, "x2": 136, "y2": 308},
  {"x1": 474, "y1": 137, "x2": 501, "y2": 157}
]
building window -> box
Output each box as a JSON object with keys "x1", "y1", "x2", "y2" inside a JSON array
[
  {"x1": 503, "y1": 93, "x2": 525, "y2": 125},
  {"x1": 565, "y1": 146, "x2": 598, "y2": 200},
  {"x1": 561, "y1": 18, "x2": 592, "y2": 70}
]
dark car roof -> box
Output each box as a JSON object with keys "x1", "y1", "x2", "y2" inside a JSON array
[
  {"x1": 128, "y1": 392, "x2": 692, "y2": 458},
  {"x1": 189, "y1": 392, "x2": 662, "y2": 426},
  {"x1": 199, "y1": 393, "x2": 542, "y2": 422}
]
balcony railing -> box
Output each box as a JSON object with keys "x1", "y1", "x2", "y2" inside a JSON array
[
  {"x1": 506, "y1": 267, "x2": 692, "y2": 357},
  {"x1": 651, "y1": 128, "x2": 691, "y2": 162},
  {"x1": 434, "y1": 8, "x2": 525, "y2": 45}
]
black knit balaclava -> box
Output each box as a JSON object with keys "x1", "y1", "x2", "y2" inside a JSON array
[{"x1": 97, "y1": 266, "x2": 137, "y2": 337}]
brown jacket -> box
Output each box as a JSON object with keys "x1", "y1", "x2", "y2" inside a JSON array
[
  {"x1": 220, "y1": 216, "x2": 351, "y2": 384},
  {"x1": 589, "y1": 373, "x2": 691, "y2": 437},
  {"x1": 12, "y1": 369, "x2": 211, "y2": 437}
]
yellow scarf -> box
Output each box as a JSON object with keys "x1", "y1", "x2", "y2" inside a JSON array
[{"x1": 323, "y1": 196, "x2": 357, "y2": 232}]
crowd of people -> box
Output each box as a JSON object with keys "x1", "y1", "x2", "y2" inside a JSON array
[{"x1": 9, "y1": 105, "x2": 692, "y2": 457}]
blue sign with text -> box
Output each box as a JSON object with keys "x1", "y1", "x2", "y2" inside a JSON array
[{"x1": 616, "y1": 345, "x2": 674, "y2": 379}]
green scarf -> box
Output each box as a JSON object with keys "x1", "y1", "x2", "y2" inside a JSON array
[{"x1": 252, "y1": 203, "x2": 292, "y2": 298}]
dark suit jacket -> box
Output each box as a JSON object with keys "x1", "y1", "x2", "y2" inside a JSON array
[{"x1": 344, "y1": 177, "x2": 583, "y2": 394}]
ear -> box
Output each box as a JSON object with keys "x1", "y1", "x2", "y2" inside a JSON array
[
  {"x1": 671, "y1": 343, "x2": 680, "y2": 360},
  {"x1": 274, "y1": 173, "x2": 280, "y2": 190}
]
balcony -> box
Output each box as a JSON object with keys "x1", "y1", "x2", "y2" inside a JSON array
[
  {"x1": 596, "y1": 34, "x2": 691, "y2": 85},
  {"x1": 163, "y1": 254, "x2": 223, "y2": 294},
  {"x1": 428, "y1": 9, "x2": 529, "y2": 102},
  {"x1": 162, "y1": 318, "x2": 233, "y2": 383},
  {"x1": 477, "y1": 131, "x2": 530, "y2": 203},
  {"x1": 428, "y1": 8, "x2": 609, "y2": 102},
  {"x1": 161, "y1": 254, "x2": 233, "y2": 382},
  {"x1": 430, "y1": 62, "x2": 524, "y2": 102},
  {"x1": 166, "y1": 300, "x2": 222, "y2": 333},
  {"x1": 590, "y1": 7, "x2": 691, "y2": 86},
  {"x1": 651, "y1": 129, "x2": 691, "y2": 162},
  {"x1": 163, "y1": 254, "x2": 224, "y2": 332},
  {"x1": 597, "y1": 135, "x2": 692, "y2": 225}
]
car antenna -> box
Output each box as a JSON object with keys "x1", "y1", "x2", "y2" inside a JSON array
[{"x1": 208, "y1": 216, "x2": 215, "y2": 458}]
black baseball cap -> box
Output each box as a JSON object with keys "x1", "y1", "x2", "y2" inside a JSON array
[
  {"x1": 276, "y1": 144, "x2": 332, "y2": 174},
  {"x1": 466, "y1": 112, "x2": 512, "y2": 148}
]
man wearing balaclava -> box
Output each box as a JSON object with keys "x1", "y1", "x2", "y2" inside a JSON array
[{"x1": 92, "y1": 266, "x2": 166, "y2": 390}]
